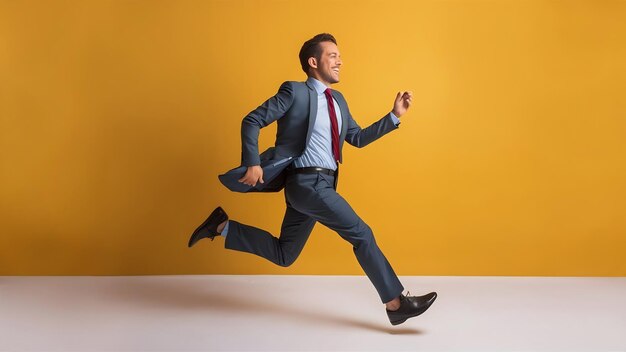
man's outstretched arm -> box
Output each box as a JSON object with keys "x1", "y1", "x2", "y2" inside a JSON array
[{"x1": 344, "y1": 91, "x2": 413, "y2": 148}]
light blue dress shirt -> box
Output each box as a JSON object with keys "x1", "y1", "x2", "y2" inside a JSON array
[{"x1": 294, "y1": 77, "x2": 400, "y2": 170}]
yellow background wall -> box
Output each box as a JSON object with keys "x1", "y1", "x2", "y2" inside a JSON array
[{"x1": 1, "y1": 0, "x2": 625, "y2": 276}]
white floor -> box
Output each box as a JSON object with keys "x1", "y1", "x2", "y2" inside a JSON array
[{"x1": 0, "y1": 276, "x2": 625, "y2": 351}]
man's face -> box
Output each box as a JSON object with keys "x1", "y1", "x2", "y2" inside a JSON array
[{"x1": 310, "y1": 41, "x2": 342, "y2": 86}]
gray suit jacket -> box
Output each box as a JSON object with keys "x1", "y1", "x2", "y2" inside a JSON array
[{"x1": 219, "y1": 80, "x2": 400, "y2": 193}]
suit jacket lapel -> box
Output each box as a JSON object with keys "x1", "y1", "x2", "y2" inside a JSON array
[
  {"x1": 331, "y1": 90, "x2": 348, "y2": 143},
  {"x1": 331, "y1": 90, "x2": 349, "y2": 164},
  {"x1": 305, "y1": 80, "x2": 317, "y2": 144}
]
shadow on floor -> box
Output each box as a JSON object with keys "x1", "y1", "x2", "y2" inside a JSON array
[{"x1": 102, "y1": 276, "x2": 423, "y2": 335}]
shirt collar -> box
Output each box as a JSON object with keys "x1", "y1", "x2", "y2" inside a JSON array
[{"x1": 306, "y1": 76, "x2": 330, "y2": 95}]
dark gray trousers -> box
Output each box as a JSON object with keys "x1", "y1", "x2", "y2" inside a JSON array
[{"x1": 225, "y1": 171, "x2": 404, "y2": 303}]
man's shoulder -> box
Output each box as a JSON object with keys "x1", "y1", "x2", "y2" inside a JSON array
[
  {"x1": 276, "y1": 80, "x2": 311, "y2": 97},
  {"x1": 279, "y1": 80, "x2": 308, "y2": 88}
]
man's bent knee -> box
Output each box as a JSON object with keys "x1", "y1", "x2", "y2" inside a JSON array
[{"x1": 277, "y1": 253, "x2": 299, "y2": 267}]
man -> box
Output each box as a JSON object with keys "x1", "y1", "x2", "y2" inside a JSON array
[{"x1": 189, "y1": 33, "x2": 437, "y2": 326}]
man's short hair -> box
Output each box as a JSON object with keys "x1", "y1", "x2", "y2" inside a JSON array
[{"x1": 299, "y1": 33, "x2": 337, "y2": 75}]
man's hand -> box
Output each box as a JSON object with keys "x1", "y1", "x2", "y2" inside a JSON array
[
  {"x1": 238, "y1": 165, "x2": 264, "y2": 187},
  {"x1": 392, "y1": 91, "x2": 413, "y2": 118}
]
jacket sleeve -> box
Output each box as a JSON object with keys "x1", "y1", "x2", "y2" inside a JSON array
[
  {"x1": 344, "y1": 109, "x2": 400, "y2": 148},
  {"x1": 241, "y1": 81, "x2": 295, "y2": 166}
]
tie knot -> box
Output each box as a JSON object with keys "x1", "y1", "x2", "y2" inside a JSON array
[{"x1": 324, "y1": 88, "x2": 332, "y2": 97}]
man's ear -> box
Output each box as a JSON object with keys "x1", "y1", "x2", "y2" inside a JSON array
[{"x1": 308, "y1": 57, "x2": 317, "y2": 69}]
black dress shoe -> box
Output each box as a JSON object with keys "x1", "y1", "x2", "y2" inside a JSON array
[
  {"x1": 387, "y1": 291, "x2": 437, "y2": 325},
  {"x1": 188, "y1": 206, "x2": 228, "y2": 248}
]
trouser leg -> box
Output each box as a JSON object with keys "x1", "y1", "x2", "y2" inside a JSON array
[
  {"x1": 225, "y1": 202, "x2": 316, "y2": 267},
  {"x1": 286, "y1": 173, "x2": 404, "y2": 303}
]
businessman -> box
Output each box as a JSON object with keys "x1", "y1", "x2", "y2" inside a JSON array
[{"x1": 189, "y1": 33, "x2": 437, "y2": 325}]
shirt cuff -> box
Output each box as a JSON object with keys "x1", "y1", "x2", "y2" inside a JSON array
[
  {"x1": 221, "y1": 221, "x2": 230, "y2": 237},
  {"x1": 389, "y1": 111, "x2": 401, "y2": 126}
]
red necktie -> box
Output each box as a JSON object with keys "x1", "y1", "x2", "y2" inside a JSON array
[{"x1": 324, "y1": 88, "x2": 340, "y2": 163}]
